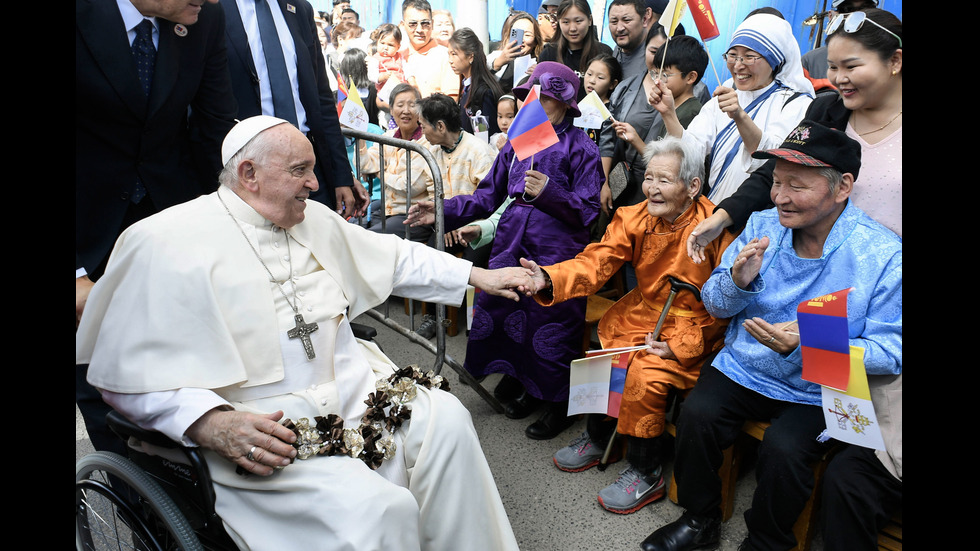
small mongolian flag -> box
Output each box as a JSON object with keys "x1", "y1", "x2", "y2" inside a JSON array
[
  {"x1": 507, "y1": 85, "x2": 559, "y2": 161},
  {"x1": 798, "y1": 288, "x2": 853, "y2": 391},
  {"x1": 335, "y1": 72, "x2": 348, "y2": 117},
  {"x1": 605, "y1": 350, "x2": 631, "y2": 418}
]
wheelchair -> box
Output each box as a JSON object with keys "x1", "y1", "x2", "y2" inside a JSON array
[
  {"x1": 76, "y1": 324, "x2": 380, "y2": 551},
  {"x1": 75, "y1": 409, "x2": 237, "y2": 551}
]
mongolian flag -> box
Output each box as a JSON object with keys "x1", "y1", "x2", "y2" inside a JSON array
[
  {"x1": 335, "y1": 72, "x2": 349, "y2": 117},
  {"x1": 567, "y1": 345, "x2": 647, "y2": 417},
  {"x1": 687, "y1": 0, "x2": 720, "y2": 41},
  {"x1": 605, "y1": 351, "x2": 631, "y2": 418},
  {"x1": 508, "y1": 85, "x2": 559, "y2": 161},
  {"x1": 659, "y1": 0, "x2": 687, "y2": 37},
  {"x1": 798, "y1": 288, "x2": 853, "y2": 391}
]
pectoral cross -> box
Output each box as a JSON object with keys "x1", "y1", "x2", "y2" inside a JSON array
[{"x1": 287, "y1": 313, "x2": 319, "y2": 360}]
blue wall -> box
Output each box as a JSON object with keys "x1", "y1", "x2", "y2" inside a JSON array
[{"x1": 311, "y1": 0, "x2": 902, "y2": 92}]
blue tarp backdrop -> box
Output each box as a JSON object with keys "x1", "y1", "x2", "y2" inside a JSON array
[{"x1": 310, "y1": 0, "x2": 902, "y2": 93}]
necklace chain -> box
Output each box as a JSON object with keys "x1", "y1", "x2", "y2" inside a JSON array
[
  {"x1": 857, "y1": 110, "x2": 902, "y2": 136},
  {"x1": 218, "y1": 194, "x2": 299, "y2": 314}
]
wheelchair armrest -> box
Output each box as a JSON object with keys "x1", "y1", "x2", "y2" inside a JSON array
[
  {"x1": 106, "y1": 409, "x2": 181, "y2": 450},
  {"x1": 351, "y1": 321, "x2": 378, "y2": 341}
]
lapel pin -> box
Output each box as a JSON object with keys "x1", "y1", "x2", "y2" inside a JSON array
[
  {"x1": 174, "y1": 24, "x2": 188, "y2": 37},
  {"x1": 287, "y1": 4, "x2": 296, "y2": 13}
]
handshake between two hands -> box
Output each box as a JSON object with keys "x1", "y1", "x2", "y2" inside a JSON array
[{"x1": 468, "y1": 258, "x2": 550, "y2": 302}]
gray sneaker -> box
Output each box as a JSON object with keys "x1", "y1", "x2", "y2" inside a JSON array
[
  {"x1": 597, "y1": 464, "x2": 665, "y2": 514},
  {"x1": 415, "y1": 314, "x2": 438, "y2": 339},
  {"x1": 553, "y1": 432, "x2": 604, "y2": 472}
]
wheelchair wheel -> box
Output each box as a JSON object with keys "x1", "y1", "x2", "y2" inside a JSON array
[{"x1": 76, "y1": 451, "x2": 203, "y2": 551}]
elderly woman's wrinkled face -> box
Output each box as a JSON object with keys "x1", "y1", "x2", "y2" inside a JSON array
[
  {"x1": 643, "y1": 153, "x2": 697, "y2": 222},
  {"x1": 390, "y1": 91, "x2": 419, "y2": 133},
  {"x1": 725, "y1": 45, "x2": 774, "y2": 91}
]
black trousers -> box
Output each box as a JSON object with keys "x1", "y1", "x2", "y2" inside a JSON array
[
  {"x1": 821, "y1": 445, "x2": 902, "y2": 551},
  {"x1": 674, "y1": 364, "x2": 829, "y2": 550}
]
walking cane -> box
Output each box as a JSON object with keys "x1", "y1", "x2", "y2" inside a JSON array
[{"x1": 596, "y1": 275, "x2": 702, "y2": 471}]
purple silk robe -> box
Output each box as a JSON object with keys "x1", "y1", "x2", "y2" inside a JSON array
[{"x1": 444, "y1": 118, "x2": 602, "y2": 401}]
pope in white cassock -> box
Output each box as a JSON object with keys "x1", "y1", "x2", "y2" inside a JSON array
[{"x1": 75, "y1": 115, "x2": 526, "y2": 551}]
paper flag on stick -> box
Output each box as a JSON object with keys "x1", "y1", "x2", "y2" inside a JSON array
[
  {"x1": 820, "y1": 346, "x2": 885, "y2": 450},
  {"x1": 687, "y1": 0, "x2": 720, "y2": 41},
  {"x1": 798, "y1": 288, "x2": 853, "y2": 391},
  {"x1": 508, "y1": 85, "x2": 559, "y2": 161},
  {"x1": 573, "y1": 90, "x2": 612, "y2": 129},
  {"x1": 660, "y1": 0, "x2": 687, "y2": 37},
  {"x1": 567, "y1": 346, "x2": 647, "y2": 416},
  {"x1": 605, "y1": 350, "x2": 630, "y2": 418},
  {"x1": 338, "y1": 75, "x2": 369, "y2": 131}
]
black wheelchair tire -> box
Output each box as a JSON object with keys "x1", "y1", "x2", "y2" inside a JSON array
[{"x1": 76, "y1": 451, "x2": 204, "y2": 551}]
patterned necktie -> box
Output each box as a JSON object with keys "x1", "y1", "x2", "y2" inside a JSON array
[
  {"x1": 131, "y1": 19, "x2": 156, "y2": 97},
  {"x1": 130, "y1": 19, "x2": 154, "y2": 204},
  {"x1": 254, "y1": 0, "x2": 298, "y2": 125}
]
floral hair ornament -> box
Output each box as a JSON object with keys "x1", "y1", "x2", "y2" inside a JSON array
[
  {"x1": 540, "y1": 73, "x2": 576, "y2": 104},
  {"x1": 512, "y1": 61, "x2": 581, "y2": 117}
]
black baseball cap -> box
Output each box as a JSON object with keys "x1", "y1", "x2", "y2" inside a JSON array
[{"x1": 752, "y1": 120, "x2": 862, "y2": 179}]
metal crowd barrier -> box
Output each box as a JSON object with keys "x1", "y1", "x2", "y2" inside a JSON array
[{"x1": 342, "y1": 127, "x2": 504, "y2": 413}]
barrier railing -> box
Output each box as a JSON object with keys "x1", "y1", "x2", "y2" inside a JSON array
[{"x1": 343, "y1": 127, "x2": 503, "y2": 413}]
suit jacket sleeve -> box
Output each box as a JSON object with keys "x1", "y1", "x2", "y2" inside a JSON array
[
  {"x1": 187, "y1": 5, "x2": 238, "y2": 193},
  {"x1": 301, "y1": 2, "x2": 353, "y2": 190}
]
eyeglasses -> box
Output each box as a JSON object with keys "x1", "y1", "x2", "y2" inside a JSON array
[
  {"x1": 649, "y1": 71, "x2": 679, "y2": 81},
  {"x1": 405, "y1": 20, "x2": 431, "y2": 30},
  {"x1": 723, "y1": 52, "x2": 763, "y2": 66},
  {"x1": 826, "y1": 11, "x2": 902, "y2": 48}
]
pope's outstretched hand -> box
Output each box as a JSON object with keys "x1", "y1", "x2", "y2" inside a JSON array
[{"x1": 469, "y1": 267, "x2": 535, "y2": 302}]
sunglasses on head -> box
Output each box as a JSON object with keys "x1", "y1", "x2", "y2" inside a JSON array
[{"x1": 827, "y1": 11, "x2": 902, "y2": 48}]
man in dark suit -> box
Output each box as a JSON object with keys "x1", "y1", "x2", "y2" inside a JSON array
[
  {"x1": 76, "y1": 0, "x2": 238, "y2": 452},
  {"x1": 218, "y1": 0, "x2": 368, "y2": 215}
]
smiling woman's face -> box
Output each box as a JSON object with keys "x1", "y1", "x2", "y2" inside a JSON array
[
  {"x1": 390, "y1": 91, "x2": 419, "y2": 134},
  {"x1": 726, "y1": 46, "x2": 774, "y2": 91}
]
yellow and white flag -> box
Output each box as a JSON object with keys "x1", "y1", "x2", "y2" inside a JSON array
[
  {"x1": 660, "y1": 0, "x2": 687, "y2": 37},
  {"x1": 338, "y1": 75, "x2": 369, "y2": 131},
  {"x1": 573, "y1": 90, "x2": 612, "y2": 130}
]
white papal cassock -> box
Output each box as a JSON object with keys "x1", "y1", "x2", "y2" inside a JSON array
[{"x1": 76, "y1": 185, "x2": 519, "y2": 551}]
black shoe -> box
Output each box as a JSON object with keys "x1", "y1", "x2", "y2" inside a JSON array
[
  {"x1": 415, "y1": 314, "x2": 438, "y2": 339},
  {"x1": 494, "y1": 374, "x2": 524, "y2": 402},
  {"x1": 503, "y1": 391, "x2": 541, "y2": 419},
  {"x1": 640, "y1": 513, "x2": 720, "y2": 551},
  {"x1": 525, "y1": 401, "x2": 574, "y2": 440}
]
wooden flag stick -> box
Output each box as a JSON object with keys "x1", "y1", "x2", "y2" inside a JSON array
[{"x1": 707, "y1": 51, "x2": 722, "y2": 88}]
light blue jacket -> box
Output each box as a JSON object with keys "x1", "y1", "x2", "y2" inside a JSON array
[{"x1": 703, "y1": 201, "x2": 902, "y2": 406}]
